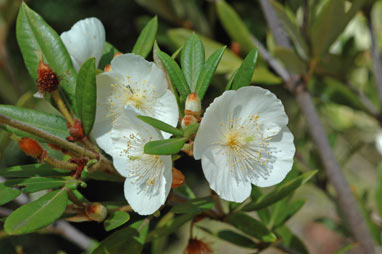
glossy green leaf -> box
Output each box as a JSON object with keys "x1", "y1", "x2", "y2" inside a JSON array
[
  {"x1": 269, "y1": 0, "x2": 309, "y2": 60},
  {"x1": 5, "y1": 177, "x2": 69, "y2": 193},
  {"x1": 273, "y1": 47, "x2": 307, "y2": 75},
  {"x1": 87, "y1": 170, "x2": 124, "y2": 182},
  {"x1": 93, "y1": 219, "x2": 149, "y2": 254},
  {"x1": 0, "y1": 164, "x2": 70, "y2": 178},
  {"x1": 216, "y1": 0, "x2": 254, "y2": 53},
  {"x1": 137, "y1": 115, "x2": 183, "y2": 136},
  {"x1": 173, "y1": 183, "x2": 196, "y2": 199},
  {"x1": 146, "y1": 213, "x2": 194, "y2": 242},
  {"x1": 0, "y1": 105, "x2": 69, "y2": 140},
  {"x1": 76, "y1": 57, "x2": 97, "y2": 134},
  {"x1": 144, "y1": 137, "x2": 187, "y2": 155},
  {"x1": 310, "y1": 0, "x2": 365, "y2": 57},
  {"x1": 243, "y1": 171, "x2": 317, "y2": 211},
  {"x1": 16, "y1": 2, "x2": 77, "y2": 106},
  {"x1": 195, "y1": 46, "x2": 226, "y2": 100},
  {"x1": 227, "y1": 213, "x2": 277, "y2": 242},
  {"x1": 276, "y1": 226, "x2": 308, "y2": 254},
  {"x1": 171, "y1": 197, "x2": 215, "y2": 214},
  {"x1": 132, "y1": 16, "x2": 158, "y2": 58},
  {"x1": 104, "y1": 211, "x2": 131, "y2": 232},
  {"x1": 4, "y1": 188, "x2": 68, "y2": 235},
  {"x1": 99, "y1": 42, "x2": 119, "y2": 70},
  {"x1": 0, "y1": 183, "x2": 21, "y2": 206},
  {"x1": 232, "y1": 48, "x2": 258, "y2": 90},
  {"x1": 225, "y1": 69, "x2": 238, "y2": 91},
  {"x1": 181, "y1": 33, "x2": 205, "y2": 91},
  {"x1": 168, "y1": 29, "x2": 282, "y2": 85},
  {"x1": 217, "y1": 230, "x2": 257, "y2": 249},
  {"x1": 158, "y1": 51, "x2": 190, "y2": 99}
]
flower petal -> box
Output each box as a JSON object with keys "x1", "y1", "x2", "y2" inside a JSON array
[
  {"x1": 152, "y1": 90, "x2": 179, "y2": 139},
  {"x1": 201, "y1": 146, "x2": 252, "y2": 202},
  {"x1": 124, "y1": 156, "x2": 172, "y2": 215},
  {"x1": 110, "y1": 54, "x2": 167, "y2": 95},
  {"x1": 253, "y1": 127, "x2": 295, "y2": 187},
  {"x1": 61, "y1": 17, "x2": 105, "y2": 71}
]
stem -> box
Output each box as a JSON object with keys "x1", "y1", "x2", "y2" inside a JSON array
[
  {"x1": 0, "y1": 113, "x2": 97, "y2": 159},
  {"x1": 44, "y1": 156, "x2": 78, "y2": 171},
  {"x1": 258, "y1": 1, "x2": 376, "y2": 253},
  {"x1": 51, "y1": 90, "x2": 74, "y2": 126}
]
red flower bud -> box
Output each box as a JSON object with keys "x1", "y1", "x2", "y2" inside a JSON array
[
  {"x1": 185, "y1": 93, "x2": 202, "y2": 117},
  {"x1": 181, "y1": 115, "x2": 198, "y2": 129},
  {"x1": 184, "y1": 239, "x2": 212, "y2": 254},
  {"x1": 171, "y1": 167, "x2": 185, "y2": 188},
  {"x1": 231, "y1": 42, "x2": 241, "y2": 56},
  {"x1": 37, "y1": 61, "x2": 60, "y2": 93},
  {"x1": 67, "y1": 119, "x2": 85, "y2": 142},
  {"x1": 19, "y1": 138, "x2": 45, "y2": 159}
]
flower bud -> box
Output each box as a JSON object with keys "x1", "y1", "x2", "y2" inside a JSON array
[
  {"x1": 184, "y1": 93, "x2": 202, "y2": 117},
  {"x1": 85, "y1": 202, "x2": 107, "y2": 222},
  {"x1": 171, "y1": 167, "x2": 185, "y2": 188},
  {"x1": 104, "y1": 64, "x2": 112, "y2": 72},
  {"x1": 113, "y1": 52, "x2": 122, "y2": 59},
  {"x1": 231, "y1": 41, "x2": 241, "y2": 55},
  {"x1": 184, "y1": 239, "x2": 212, "y2": 254},
  {"x1": 18, "y1": 138, "x2": 45, "y2": 159},
  {"x1": 37, "y1": 61, "x2": 60, "y2": 93},
  {"x1": 67, "y1": 119, "x2": 85, "y2": 142},
  {"x1": 181, "y1": 115, "x2": 198, "y2": 129}
]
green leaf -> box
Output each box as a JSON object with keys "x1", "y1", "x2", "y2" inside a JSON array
[
  {"x1": 310, "y1": 0, "x2": 365, "y2": 57},
  {"x1": 273, "y1": 47, "x2": 307, "y2": 75},
  {"x1": 182, "y1": 122, "x2": 199, "y2": 138},
  {"x1": 217, "y1": 230, "x2": 257, "y2": 249},
  {"x1": 99, "y1": 42, "x2": 119, "y2": 70},
  {"x1": 158, "y1": 51, "x2": 190, "y2": 99},
  {"x1": 171, "y1": 197, "x2": 215, "y2": 214},
  {"x1": 0, "y1": 105, "x2": 69, "y2": 140},
  {"x1": 0, "y1": 183, "x2": 21, "y2": 206},
  {"x1": 269, "y1": 0, "x2": 309, "y2": 60},
  {"x1": 227, "y1": 213, "x2": 277, "y2": 242},
  {"x1": 225, "y1": 70, "x2": 238, "y2": 91},
  {"x1": 232, "y1": 48, "x2": 258, "y2": 90},
  {"x1": 173, "y1": 183, "x2": 196, "y2": 199},
  {"x1": 144, "y1": 137, "x2": 187, "y2": 155},
  {"x1": 181, "y1": 33, "x2": 205, "y2": 91},
  {"x1": 243, "y1": 171, "x2": 317, "y2": 211},
  {"x1": 4, "y1": 188, "x2": 68, "y2": 235},
  {"x1": 146, "y1": 213, "x2": 194, "y2": 242},
  {"x1": 137, "y1": 115, "x2": 183, "y2": 136},
  {"x1": 76, "y1": 57, "x2": 97, "y2": 135},
  {"x1": 104, "y1": 211, "x2": 131, "y2": 232},
  {"x1": 16, "y1": 2, "x2": 77, "y2": 106},
  {"x1": 5, "y1": 177, "x2": 69, "y2": 193},
  {"x1": 0, "y1": 164, "x2": 70, "y2": 178},
  {"x1": 87, "y1": 170, "x2": 124, "y2": 182},
  {"x1": 194, "y1": 47, "x2": 226, "y2": 100},
  {"x1": 276, "y1": 226, "x2": 308, "y2": 254},
  {"x1": 93, "y1": 219, "x2": 149, "y2": 254},
  {"x1": 132, "y1": 16, "x2": 158, "y2": 58},
  {"x1": 270, "y1": 199, "x2": 305, "y2": 228},
  {"x1": 216, "y1": 0, "x2": 254, "y2": 53}
]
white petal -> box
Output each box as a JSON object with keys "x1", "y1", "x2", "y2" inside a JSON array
[
  {"x1": 124, "y1": 155, "x2": 172, "y2": 215},
  {"x1": 152, "y1": 90, "x2": 179, "y2": 139},
  {"x1": 91, "y1": 72, "x2": 124, "y2": 153},
  {"x1": 61, "y1": 17, "x2": 105, "y2": 71},
  {"x1": 254, "y1": 127, "x2": 295, "y2": 187},
  {"x1": 110, "y1": 53, "x2": 167, "y2": 95},
  {"x1": 193, "y1": 90, "x2": 236, "y2": 159},
  {"x1": 201, "y1": 146, "x2": 252, "y2": 202},
  {"x1": 110, "y1": 107, "x2": 163, "y2": 177}
]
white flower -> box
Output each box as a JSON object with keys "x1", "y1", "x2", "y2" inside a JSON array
[
  {"x1": 109, "y1": 108, "x2": 172, "y2": 215},
  {"x1": 61, "y1": 17, "x2": 105, "y2": 71},
  {"x1": 92, "y1": 53, "x2": 179, "y2": 150},
  {"x1": 376, "y1": 132, "x2": 382, "y2": 156},
  {"x1": 193, "y1": 86, "x2": 295, "y2": 202}
]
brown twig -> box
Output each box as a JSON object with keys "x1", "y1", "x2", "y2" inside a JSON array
[{"x1": 257, "y1": 1, "x2": 375, "y2": 253}]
